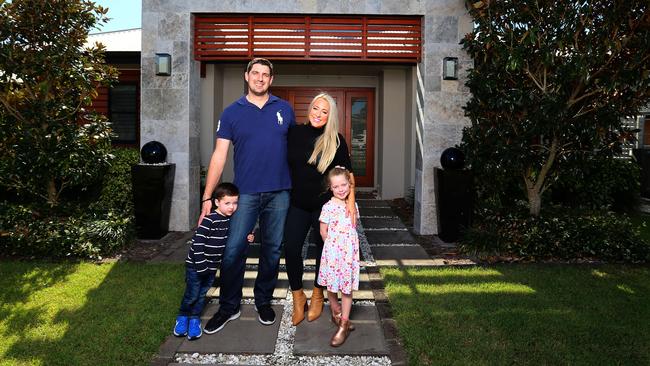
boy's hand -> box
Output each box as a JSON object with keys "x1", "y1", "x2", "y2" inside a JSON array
[{"x1": 247, "y1": 233, "x2": 255, "y2": 243}]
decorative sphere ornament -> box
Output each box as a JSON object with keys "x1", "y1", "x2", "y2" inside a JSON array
[
  {"x1": 440, "y1": 147, "x2": 465, "y2": 170},
  {"x1": 141, "y1": 141, "x2": 167, "y2": 164}
]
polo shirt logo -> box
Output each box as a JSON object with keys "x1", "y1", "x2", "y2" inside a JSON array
[{"x1": 276, "y1": 111, "x2": 283, "y2": 125}]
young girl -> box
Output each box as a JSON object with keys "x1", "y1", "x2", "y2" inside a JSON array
[{"x1": 317, "y1": 166, "x2": 359, "y2": 347}]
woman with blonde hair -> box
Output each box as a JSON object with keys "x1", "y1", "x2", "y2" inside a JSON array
[{"x1": 285, "y1": 92, "x2": 356, "y2": 326}]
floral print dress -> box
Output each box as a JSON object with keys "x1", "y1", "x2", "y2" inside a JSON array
[{"x1": 317, "y1": 199, "x2": 360, "y2": 294}]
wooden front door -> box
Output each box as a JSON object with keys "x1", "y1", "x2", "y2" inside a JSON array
[{"x1": 272, "y1": 87, "x2": 375, "y2": 187}]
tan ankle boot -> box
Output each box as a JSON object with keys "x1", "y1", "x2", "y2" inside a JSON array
[
  {"x1": 330, "y1": 319, "x2": 352, "y2": 347},
  {"x1": 291, "y1": 289, "x2": 307, "y2": 326},
  {"x1": 307, "y1": 287, "x2": 324, "y2": 321},
  {"x1": 331, "y1": 312, "x2": 355, "y2": 331}
]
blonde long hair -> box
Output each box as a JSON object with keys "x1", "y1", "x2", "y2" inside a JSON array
[{"x1": 307, "y1": 93, "x2": 340, "y2": 173}]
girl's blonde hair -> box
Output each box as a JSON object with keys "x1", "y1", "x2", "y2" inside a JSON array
[
  {"x1": 307, "y1": 93, "x2": 340, "y2": 173},
  {"x1": 326, "y1": 166, "x2": 352, "y2": 191}
]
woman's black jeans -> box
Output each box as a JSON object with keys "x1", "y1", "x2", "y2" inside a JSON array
[{"x1": 283, "y1": 204, "x2": 325, "y2": 291}]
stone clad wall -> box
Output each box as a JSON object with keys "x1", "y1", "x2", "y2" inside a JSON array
[{"x1": 141, "y1": 0, "x2": 471, "y2": 234}]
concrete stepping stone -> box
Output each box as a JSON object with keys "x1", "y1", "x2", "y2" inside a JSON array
[
  {"x1": 246, "y1": 243, "x2": 320, "y2": 259},
  {"x1": 301, "y1": 271, "x2": 375, "y2": 300},
  {"x1": 356, "y1": 199, "x2": 391, "y2": 208},
  {"x1": 293, "y1": 304, "x2": 389, "y2": 356},
  {"x1": 147, "y1": 232, "x2": 194, "y2": 263},
  {"x1": 371, "y1": 245, "x2": 437, "y2": 267},
  {"x1": 176, "y1": 303, "x2": 283, "y2": 355},
  {"x1": 364, "y1": 230, "x2": 415, "y2": 244},
  {"x1": 360, "y1": 207, "x2": 396, "y2": 217},
  {"x1": 206, "y1": 270, "x2": 289, "y2": 299},
  {"x1": 207, "y1": 270, "x2": 375, "y2": 300},
  {"x1": 361, "y1": 217, "x2": 406, "y2": 230}
]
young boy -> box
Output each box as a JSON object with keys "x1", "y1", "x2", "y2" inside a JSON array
[{"x1": 173, "y1": 182, "x2": 241, "y2": 340}]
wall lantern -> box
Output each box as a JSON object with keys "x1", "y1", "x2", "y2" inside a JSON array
[
  {"x1": 155, "y1": 53, "x2": 172, "y2": 76},
  {"x1": 442, "y1": 57, "x2": 458, "y2": 80}
]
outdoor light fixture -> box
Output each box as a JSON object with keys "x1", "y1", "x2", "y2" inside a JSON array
[
  {"x1": 155, "y1": 53, "x2": 172, "y2": 76},
  {"x1": 442, "y1": 57, "x2": 458, "y2": 80}
]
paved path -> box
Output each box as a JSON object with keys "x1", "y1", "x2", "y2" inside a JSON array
[{"x1": 150, "y1": 198, "x2": 474, "y2": 366}]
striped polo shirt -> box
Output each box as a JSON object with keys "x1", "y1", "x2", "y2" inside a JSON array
[{"x1": 186, "y1": 211, "x2": 229, "y2": 273}]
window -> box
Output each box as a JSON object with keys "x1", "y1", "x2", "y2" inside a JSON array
[{"x1": 109, "y1": 84, "x2": 138, "y2": 145}]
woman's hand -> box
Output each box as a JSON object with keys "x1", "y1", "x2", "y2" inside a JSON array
[
  {"x1": 346, "y1": 173, "x2": 357, "y2": 227},
  {"x1": 346, "y1": 198, "x2": 357, "y2": 227}
]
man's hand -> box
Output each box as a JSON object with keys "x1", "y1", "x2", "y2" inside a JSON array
[{"x1": 197, "y1": 199, "x2": 212, "y2": 226}]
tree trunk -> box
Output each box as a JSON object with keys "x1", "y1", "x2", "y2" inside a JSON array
[
  {"x1": 47, "y1": 178, "x2": 58, "y2": 207},
  {"x1": 527, "y1": 186, "x2": 542, "y2": 216},
  {"x1": 522, "y1": 136, "x2": 560, "y2": 217}
]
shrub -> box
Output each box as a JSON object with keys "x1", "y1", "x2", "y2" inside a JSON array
[
  {"x1": 89, "y1": 147, "x2": 139, "y2": 216},
  {"x1": 460, "y1": 204, "x2": 650, "y2": 263},
  {"x1": 0, "y1": 147, "x2": 138, "y2": 259},
  {"x1": 549, "y1": 155, "x2": 640, "y2": 212},
  {"x1": 0, "y1": 203, "x2": 134, "y2": 260}
]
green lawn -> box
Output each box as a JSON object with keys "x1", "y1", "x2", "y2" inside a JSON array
[
  {"x1": 382, "y1": 265, "x2": 650, "y2": 366},
  {"x1": 0, "y1": 261, "x2": 184, "y2": 366},
  {"x1": 3, "y1": 261, "x2": 648, "y2": 365}
]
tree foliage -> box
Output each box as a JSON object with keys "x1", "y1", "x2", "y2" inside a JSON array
[
  {"x1": 0, "y1": 0, "x2": 117, "y2": 206},
  {"x1": 460, "y1": 0, "x2": 650, "y2": 215}
]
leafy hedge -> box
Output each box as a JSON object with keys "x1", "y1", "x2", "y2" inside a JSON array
[
  {"x1": 467, "y1": 154, "x2": 641, "y2": 213},
  {"x1": 89, "y1": 147, "x2": 140, "y2": 216},
  {"x1": 460, "y1": 205, "x2": 650, "y2": 262},
  {"x1": 549, "y1": 155, "x2": 640, "y2": 212},
  {"x1": 0, "y1": 148, "x2": 139, "y2": 259}
]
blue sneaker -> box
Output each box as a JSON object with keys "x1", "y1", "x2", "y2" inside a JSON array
[
  {"x1": 173, "y1": 315, "x2": 189, "y2": 337},
  {"x1": 187, "y1": 317, "x2": 202, "y2": 340}
]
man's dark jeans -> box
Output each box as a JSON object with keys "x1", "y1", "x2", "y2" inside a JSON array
[{"x1": 218, "y1": 190, "x2": 290, "y2": 315}]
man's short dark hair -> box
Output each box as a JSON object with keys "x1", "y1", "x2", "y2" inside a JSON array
[
  {"x1": 246, "y1": 57, "x2": 274, "y2": 76},
  {"x1": 214, "y1": 182, "x2": 239, "y2": 201}
]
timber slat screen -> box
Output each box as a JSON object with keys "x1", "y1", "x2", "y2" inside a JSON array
[{"x1": 194, "y1": 15, "x2": 422, "y2": 63}]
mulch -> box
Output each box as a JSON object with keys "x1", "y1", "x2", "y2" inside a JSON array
[{"x1": 114, "y1": 238, "x2": 171, "y2": 262}]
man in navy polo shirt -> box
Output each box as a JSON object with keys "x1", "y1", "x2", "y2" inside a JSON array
[{"x1": 199, "y1": 58, "x2": 296, "y2": 333}]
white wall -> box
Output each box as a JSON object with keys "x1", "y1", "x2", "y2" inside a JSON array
[{"x1": 379, "y1": 68, "x2": 409, "y2": 199}]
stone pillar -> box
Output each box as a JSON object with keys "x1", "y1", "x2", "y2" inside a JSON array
[
  {"x1": 141, "y1": 10, "x2": 200, "y2": 231},
  {"x1": 413, "y1": 5, "x2": 473, "y2": 235}
]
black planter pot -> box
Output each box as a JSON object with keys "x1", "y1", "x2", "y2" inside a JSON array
[
  {"x1": 131, "y1": 164, "x2": 175, "y2": 239},
  {"x1": 632, "y1": 149, "x2": 650, "y2": 198},
  {"x1": 436, "y1": 167, "x2": 473, "y2": 243}
]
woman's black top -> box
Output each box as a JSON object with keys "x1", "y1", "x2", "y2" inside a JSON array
[{"x1": 287, "y1": 124, "x2": 353, "y2": 211}]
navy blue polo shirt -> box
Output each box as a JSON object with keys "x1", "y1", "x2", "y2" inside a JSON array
[{"x1": 216, "y1": 94, "x2": 296, "y2": 194}]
